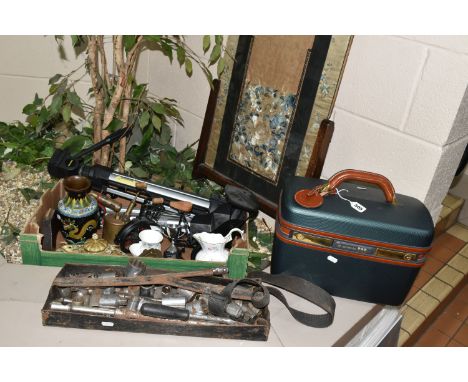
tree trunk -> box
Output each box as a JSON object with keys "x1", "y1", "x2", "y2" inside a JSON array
[{"x1": 87, "y1": 36, "x2": 105, "y2": 164}]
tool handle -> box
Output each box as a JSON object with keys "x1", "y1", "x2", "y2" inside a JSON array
[
  {"x1": 327, "y1": 169, "x2": 396, "y2": 203},
  {"x1": 169, "y1": 200, "x2": 193, "y2": 213},
  {"x1": 140, "y1": 303, "x2": 189, "y2": 321},
  {"x1": 89, "y1": 192, "x2": 122, "y2": 212}
]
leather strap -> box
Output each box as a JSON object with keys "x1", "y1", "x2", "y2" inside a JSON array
[{"x1": 248, "y1": 271, "x2": 336, "y2": 328}]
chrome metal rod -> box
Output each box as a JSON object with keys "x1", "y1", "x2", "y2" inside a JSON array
[{"x1": 108, "y1": 173, "x2": 210, "y2": 210}]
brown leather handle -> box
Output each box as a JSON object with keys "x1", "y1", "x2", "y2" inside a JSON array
[
  {"x1": 169, "y1": 200, "x2": 193, "y2": 213},
  {"x1": 327, "y1": 169, "x2": 396, "y2": 203}
]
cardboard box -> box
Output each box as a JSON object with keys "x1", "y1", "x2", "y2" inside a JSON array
[{"x1": 20, "y1": 180, "x2": 251, "y2": 278}]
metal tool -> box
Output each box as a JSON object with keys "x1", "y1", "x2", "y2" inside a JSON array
[
  {"x1": 50, "y1": 301, "x2": 139, "y2": 319},
  {"x1": 53, "y1": 266, "x2": 229, "y2": 288},
  {"x1": 139, "y1": 303, "x2": 237, "y2": 325},
  {"x1": 124, "y1": 258, "x2": 147, "y2": 277}
]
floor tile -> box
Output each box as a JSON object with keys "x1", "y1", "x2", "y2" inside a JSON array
[
  {"x1": 431, "y1": 311, "x2": 464, "y2": 337},
  {"x1": 435, "y1": 266, "x2": 464, "y2": 288},
  {"x1": 404, "y1": 285, "x2": 419, "y2": 302},
  {"x1": 444, "y1": 296, "x2": 468, "y2": 322},
  {"x1": 453, "y1": 324, "x2": 468, "y2": 346},
  {"x1": 448, "y1": 254, "x2": 468, "y2": 275},
  {"x1": 414, "y1": 327, "x2": 450, "y2": 347},
  {"x1": 447, "y1": 224, "x2": 468, "y2": 242},
  {"x1": 400, "y1": 305, "x2": 426, "y2": 334},
  {"x1": 437, "y1": 233, "x2": 466, "y2": 253},
  {"x1": 412, "y1": 270, "x2": 432, "y2": 289},
  {"x1": 457, "y1": 282, "x2": 468, "y2": 304},
  {"x1": 422, "y1": 256, "x2": 445, "y2": 276},
  {"x1": 442, "y1": 194, "x2": 463, "y2": 210},
  {"x1": 427, "y1": 245, "x2": 457, "y2": 263},
  {"x1": 447, "y1": 339, "x2": 464, "y2": 347},
  {"x1": 446, "y1": 207, "x2": 462, "y2": 229},
  {"x1": 422, "y1": 277, "x2": 452, "y2": 302},
  {"x1": 439, "y1": 206, "x2": 452, "y2": 219},
  {"x1": 460, "y1": 244, "x2": 468, "y2": 259},
  {"x1": 398, "y1": 329, "x2": 410, "y2": 346},
  {"x1": 407, "y1": 291, "x2": 439, "y2": 317}
]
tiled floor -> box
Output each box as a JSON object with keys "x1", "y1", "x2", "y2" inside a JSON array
[
  {"x1": 414, "y1": 282, "x2": 468, "y2": 346},
  {"x1": 398, "y1": 223, "x2": 468, "y2": 346}
]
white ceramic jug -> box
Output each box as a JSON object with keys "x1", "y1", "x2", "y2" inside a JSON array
[{"x1": 193, "y1": 228, "x2": 243, "y2": 262}]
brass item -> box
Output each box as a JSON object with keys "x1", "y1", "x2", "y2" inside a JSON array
[
  {"x1": 84, "y1": 234, "x2": 108, "y2": 253},
  {"x1": 102, "y1": 212, "x2": 128, "y2": 243},
  {"x1": 102, "y1": 192, "x2": 139, "y2": 243},
  {"x1": 140, "y1": 248, "x2": 163, "y2": 258},
  {"x1": 292, "y1": 232, "x2": 333, "y2": 247},
  {"x1": 292, "y1": 231, "x2": 417, "y2": 262},
  {"x1": 375, "y1": 248, "x2": 417, "y2": 262}
]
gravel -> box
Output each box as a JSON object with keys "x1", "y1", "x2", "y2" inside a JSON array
[{"x1": 0, "y1": 163, "x2": 52, "y2": 263}]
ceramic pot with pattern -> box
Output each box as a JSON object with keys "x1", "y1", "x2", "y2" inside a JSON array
[{"x1": 57, "y1": 176, "x2": 99, "y2": 244}]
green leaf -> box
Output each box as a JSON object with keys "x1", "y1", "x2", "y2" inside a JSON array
[
  {"x1": 151, "y1": 103, "x2": 166, "y2": 115},
  {"x1": 203, "y1": 35, "x2": 211, "y2": 53},
  {"x1": 160, "y1": 124, "x2": 172, "y2": 145},
  {"x1": 19, "y1": 188, "x2": 43, "y2": 204},
  {"x1": 48, "y1": 73, "x2": 62, "y2": 85},
  {"x1": 139, "y1": 111, "x2": 150, "y2": 128},
  {"x1": 71, "y1": 35, "x2": 83, "y2": 47},
  {"x1": 141, "y1": 125, "x2": 153, "y2": 147},
  {"x1": 33, "y1": 93, "x2": 43, "y2": 106},
  {"x1": 144, "y1": 35, "x2": 161, "y2": 43},
  {"x1": 217, "y1": 57, "x2": 225, "y2": 77},
  {"x1": 27, "y1": 114, "x2": 39, "y2": 127},
  {"x1": 106, "y1": 118, "x2": 124, "y2": 133},
  {"x1": 22, "y1": 104, "x2": 36, "y2": 116},
  {"x1": 133, "y1": 84, "x2": 146, "y2": 99},
  {"x1": 50, "y1": 95, "x2": 63, "y2": 115},
  {"x1": 215, "y1": 35, "x2": 223, "y2": 45},
  {"x1": 66, "y1": 91, "x2": 82, "y2": 107},
  {"x1": 38, "y1": 107, "x2": 49, "y2": 124},
  {"x1": 61, "y1": 104, "x2": 71, "y2": 123},
  {"x1": 130, "y1": 167, "x2": 149, "y2": 178},
  {"x1": 61, "y1": 135, "x2": 87, "y2": 154},
  {"x1": 39, "y1": 179, "x2": 55, "y2": 190},
  {"x1": 161, "y1": 41, "x2": 173, "y2": 63},
  {"x1": 123, "y1": 35, "x2": 137, "y2": 52},
  {"x1": 176, "y1": 46, "x2": 186, "y2": 66},
  {"x1": 152, "y1": 115, "x2": 162, "y2": 132},
  {"x1": 209, "y1": 44, "x2": 221, "y2": 64},
  {"x1": 49, "y1": 84, "x2": 59, "y2": 95},
  {"x1": 149, "y1": 153, "x2": 160, "y2": 165},
  {"x1": 185, "y1": 58, "x2": 193, "y2": 77}
]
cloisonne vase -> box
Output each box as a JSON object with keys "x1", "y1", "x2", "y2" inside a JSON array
[{"x1": 57, "y1": 176, "x2": 99, "y2": 244}]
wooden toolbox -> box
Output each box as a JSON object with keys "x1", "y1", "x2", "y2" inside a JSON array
[
  {"x1": 41, "y1": 263, "x2": 270, "y2": 341},
  {"x1": 20, "y1": 180, "x2": 257, "y2": 279}
]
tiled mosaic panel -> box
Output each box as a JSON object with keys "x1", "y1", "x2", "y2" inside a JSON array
[{"x1": 229, "y1": 84, "x2": 296, "y2": 181}]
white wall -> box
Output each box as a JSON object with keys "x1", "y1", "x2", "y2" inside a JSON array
[
  {"x1": 0, "y1": 36, "x2": 91, "y2": 122},
  {"x1": 323, "y1": 36, "x2": 468, "y2": 221},
  {"x1": 0, "y1": 35, "x2": 467, "y2": 221},
  {"x1": 0, "y1": 35, "x2": 212, "y2": 150}
]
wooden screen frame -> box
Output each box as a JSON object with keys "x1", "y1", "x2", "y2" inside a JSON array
[{"x1": 193, "y1": 36, "x2": 352, "y2": 217}]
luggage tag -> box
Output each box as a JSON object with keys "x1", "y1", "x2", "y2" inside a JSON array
[
  {"x1": 335, "y1": 188, "x2": 366, "y2": 213},
  {"x1": 294, "y1": 184, "x2": 329, "y2": 208}
]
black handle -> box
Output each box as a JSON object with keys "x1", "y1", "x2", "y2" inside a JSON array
[{"x1": 140, "y1": 303, "x2": 190, "y2": 321}]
